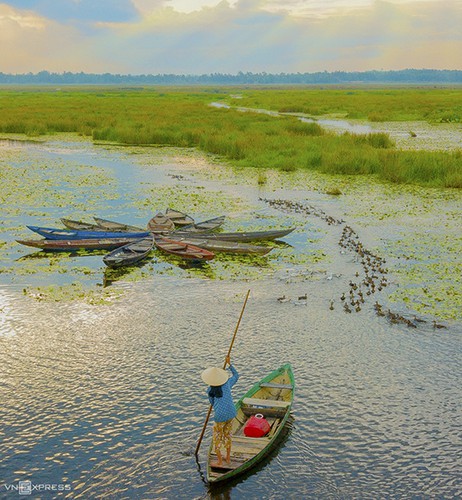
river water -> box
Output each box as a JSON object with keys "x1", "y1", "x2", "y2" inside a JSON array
[{"x1": 0, "y1": 138, "x2": 461, "y2": 499}]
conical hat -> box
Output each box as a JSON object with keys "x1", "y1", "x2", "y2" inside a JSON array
[{"x1": 201, "y1": 367, "x2": 229, "y2": 386}]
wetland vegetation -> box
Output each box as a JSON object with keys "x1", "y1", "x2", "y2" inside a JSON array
[
  {"x1": 1, "y1": 86, "x2": 461, "y2": 500},
  {"x1": 0, "y1": 86, "x2": 461, "y2": 188},
  {"x1": 0, "y1": 86, "x2": 460, "y2": 321}
]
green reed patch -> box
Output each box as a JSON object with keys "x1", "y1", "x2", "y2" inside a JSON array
[
  {"x1": 0, "y1": 87, "x2": 461, "y2": 188},
  {"x1": 379, "y1": 150, "x2": 462, "y2": 188},
  {"x1": 231, "y1": 87, "x2": 462, "y2": 123}
]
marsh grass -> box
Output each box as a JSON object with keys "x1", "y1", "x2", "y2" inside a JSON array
[
  {"x1": 0, "y1": 87, "x2": 460, "y2": 188},
  {"x1": 232, "y1": 88, "x2": 462, "y2": 123}
]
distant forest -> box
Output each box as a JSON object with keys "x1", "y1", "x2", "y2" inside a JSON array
[{"x1": 0, "y1": 69, "x2": 461, "y2": 85}]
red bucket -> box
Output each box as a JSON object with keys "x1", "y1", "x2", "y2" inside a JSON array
[{"x1": 243, "y1": 414, "x2": 271, "y2": 437}]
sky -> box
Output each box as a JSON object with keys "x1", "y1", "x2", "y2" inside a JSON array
[{"x1": 0, "y1": 0, "x2": 461, "y2": 74}]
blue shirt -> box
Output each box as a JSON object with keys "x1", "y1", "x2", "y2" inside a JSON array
[{"x1": 207, "y1": 365, "x2": 239, "y2": 423}]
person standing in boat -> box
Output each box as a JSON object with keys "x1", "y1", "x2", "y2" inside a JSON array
[{"x1": 201, "y1": 356, "x2": 239, "y2": 466}]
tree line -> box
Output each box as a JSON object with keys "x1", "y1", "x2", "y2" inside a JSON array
[{"x1": 0, "y1": 69, "x2": 461, "y2": 85}]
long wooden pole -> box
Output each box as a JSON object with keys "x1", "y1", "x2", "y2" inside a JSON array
[{"x1": 195, "y1": 289, "x2": 251, "y2": 457}]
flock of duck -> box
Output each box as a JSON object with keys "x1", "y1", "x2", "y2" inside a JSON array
[
  {"x1": 16, "y1": 198, "x2": 448, "y2": 330},
  {"x1": 262, "y1": 197, "x2": 447, "y2": 330}
]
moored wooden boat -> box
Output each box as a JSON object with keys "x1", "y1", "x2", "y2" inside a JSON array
[
  {"x1": 26, "y1": 225, "x2": 150, "y2": 240},
  {"x1": 165, "y1": 208, "x2": 195, "y2": 227},
  {"x1": 103, "y1": 236, "x2": 154, "y2": 268},
  {"x1": 178, "y1": 215, "x2": 225, "y2": 232},
  {"x1": 147, "y1": 212, "x2": 176, "y2": 233},
  {"x1": 61, "y1": 218, "x2": 102, "y2": 231},
  {"x1": 176, "y1": 228, "x2": 294, "y2": 242},
  {"x1": 207, "y1": 363, "x2": 294, "y2": 484},
  {"x1": 16, "y1": 237, "x2": 141, "y2": 251},
  {"x1": 154, "y1": 235, "x2": 214, "y2": 261},
  {"x1": 93, "y1": 217, "x2": 144, "y2": 232},
  {"x1": 167, "y1": 235, "x2": 272, "y2": 255}
]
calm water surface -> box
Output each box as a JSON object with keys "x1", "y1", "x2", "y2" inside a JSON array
[{"x1": 0, "y1": 139, "x2": 461, "y2": 499}]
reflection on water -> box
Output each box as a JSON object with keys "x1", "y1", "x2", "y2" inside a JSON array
[
  {"x1": 1, "y1": 278, "x2": 461, "y2": 498},
  {"x1": 300, "y1": 117, "x2": 373, "y2": 134},
  {"x1": 1, "y1": 138, "x2": 461, "y2": 499},
  {"x1": 0, "y1": 288, "x2": 17, "y2": 338}
]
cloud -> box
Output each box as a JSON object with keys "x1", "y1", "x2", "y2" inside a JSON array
[
  {"x1": 4, "y1": 0, "x2": 139, "y2": 23},
  {"x1": 0, "y1": 4, "x2": 123, "y2": 72},
  {"x1": 0, "y1": 0, "x2": 461, "y2": 73},
  {"x1": 131, "y1": 0, "x2": 166, "y2": 16}
]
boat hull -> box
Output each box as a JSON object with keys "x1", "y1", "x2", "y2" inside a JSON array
[
  {"x1": 103, "y1": 237, "x2": 154, "y2": 268},
  {"x1": 147, "y1": 213, "x2": 176, "y2": 233},
  {"x1": 17, "y1": 238, "x2": 142, "y2": 251},
  {"x1": 167, "y1": 236, "x2": 272, "y2": 254},
  {"x1": 154, "y1": 236, "x2": 214, "y2": 261},
  {"x1": 206, "y1": 364, "x2": 294, "y2": 484},
  {"x1": 61, "y1": 218, "x2": 102, "y2": 231},
  {"x1": 176, "y1": 228, "x2": 294, "y2": 242},
  {"x1": 178, "y1": 215, "x2": 225, "y2": 232},
  {"x1": 27, "y1": 225, "x2": 150, "y2": 240},
  {"x1": 93, "y1": 217, "x2": 144, "y2": 232},
  {"x1": 165, "y1": 208, "x2": 195, "y2": 227}
]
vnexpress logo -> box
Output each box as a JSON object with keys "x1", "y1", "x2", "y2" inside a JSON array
[
  {"x1": 4, "y1": 480, "x2": 71, "y2": 495},
  {"x1": 18, "y1": 481, "x2": 31, "y2": 496}
]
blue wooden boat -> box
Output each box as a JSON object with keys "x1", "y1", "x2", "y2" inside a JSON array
[{"x1": 27, "y1": 225, "x2": 150, "y2": 240}]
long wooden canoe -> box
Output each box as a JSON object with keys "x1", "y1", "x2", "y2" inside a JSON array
[
  {"x1": 154, "y1": 235, "x2": 214, "y2": 261},
  {"x1": 93, "y1": 217, "x2": 144, "y2": 232},
  {"x1": 167, "y1": 235, "x2": 272, "y2": 255},
  {"x1": 175, "y1": 228, "x2": 294, "y2": 242},
  {"x1": 26, "y1": 226, "x2": 150, "y2": 240},
  {"x1": 61, "y1": 218, "x2": 103, "y2": 231},
  {"x1": 207, "y1": 363, "x2": 294, "y2": 484},
  {"x1": 16, "y1": 237, "x2": 141, "y2": 251},
  {"x1": 165, "y1": 208, "x2": 195, "y2": 227},
  {"x1": 177, "y1": 215, "x2": 225, "y2": 232},
  {"x1": 147, "y1": 213, "x2": 176, "y2": 233},
  {"x1": 103, "y1": 236, "x2": 154, "y2": 268}
]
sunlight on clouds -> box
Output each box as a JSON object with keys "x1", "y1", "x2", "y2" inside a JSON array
[
  {"x1": 0, "y1": 4, "x2": 45, "y2": 29},
  {"x1": 169, "y1": 0, "x2": 237, "y2": 12},
  {"x1": 131, "y1": 0, "x2": 238, "y2": 15},
  {"x1": 0, "y1": 0, "x2": 460, "y2": 73},
  {"x1": 131, "y1": 0, "x2": 447, "y2": 17},
  {"x1": 0, "y1": 4, "x2": 120, "y2": 73},
  {"x1": 131, "y1": 0, "x2": 167, "y2": 15}
]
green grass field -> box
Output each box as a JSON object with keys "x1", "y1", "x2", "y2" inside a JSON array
[{"x1": 0, "y1": 86, "x2": 460, "y2": 188}]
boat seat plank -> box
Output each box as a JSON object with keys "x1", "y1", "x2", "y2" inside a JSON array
[
  {"x1": 241, "y1": 406, "x2": 287, "y2": 418},
  {"x1": 259, "y1": 383, "x2": 293, "y2": 389},
  {"x1": 242, "y1": 397, "x2": 291, "y2": 408}
]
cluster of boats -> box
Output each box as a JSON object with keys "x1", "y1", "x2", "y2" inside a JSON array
[{"x1": 17, "y1": 208, "x2": 294, "y2": 268}]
